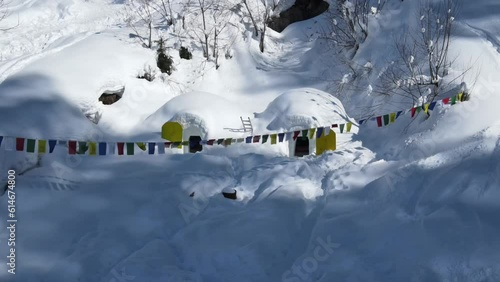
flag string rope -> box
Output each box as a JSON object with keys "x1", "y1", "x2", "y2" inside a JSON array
[{"x1": 0, "y1": 93, "x2": 466, "y2": 155}]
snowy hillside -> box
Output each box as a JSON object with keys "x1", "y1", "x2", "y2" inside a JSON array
[{"x1": 1, "y1": 0, "x2": 500, "y2": 281}]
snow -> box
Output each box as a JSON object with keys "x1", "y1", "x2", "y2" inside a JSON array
[{"x1": 1, "y1": 0, "x2": 500, "y2": 281}]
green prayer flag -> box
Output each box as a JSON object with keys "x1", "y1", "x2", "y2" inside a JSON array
[
  {"x1": 127, "y1": 143, "x2": 134, "y2": 155},
  {"x1": 262, "y1": 135, "x2": 269, "y2": 143},
  {"x1": 451, "y1": 96, "x2": 456, "y2": 105},
  {"x1": 339, "y1": 124, "x2": 345, "y2": 133},
  {"x1": 302, "y1": 130, "x2": 308, "y2": 137},
  {"x1": 38, "y1": 140, "x2": 47, "y2": 154},
  {"x1": 224, "y1": 139, "x2": 232, "y2": 146},
  {"x1": 78, "y1": 141, "x2": 88, "y2": 154},
  {"x1": 383, "y1": 114, "x2": 390, "y2": 126},
  {"x1": 26, "y1": 139, "x2": 36, "y2": 153}
]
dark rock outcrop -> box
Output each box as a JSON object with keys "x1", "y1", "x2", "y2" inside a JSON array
[
  {"x1": 268, "y1": 0, "x2": 329, "y2": 33},
  {"x1": 98, "y1": 87, "x2": 125, "y2": 105}
]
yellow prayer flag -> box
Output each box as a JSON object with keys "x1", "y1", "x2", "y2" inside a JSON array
[
  {"x1": 309, "y1": 128, "x2": 316, "y2": 139},
  {"x1": 390, "y1": 113, "x2": 396, "y2": 123},
  {"x1": 89, "y1": 142, "x2": 97, "y2": 156},
  {"x1": 270, "y1": 134, "x2": 277, "y2": 145},
  {"x1": 424, "y1": 103, "x2": 430, "y2": 114},
  {"x1": 346, "y1": 122, "x2": 352, "y2": 132},
  {"x1": 38, "y1": 140, "x2": 47, "y2": 154}
]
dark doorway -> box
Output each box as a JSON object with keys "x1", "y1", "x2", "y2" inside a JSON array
[
  {"x1": 189, "y1": 136, "x2": 203, "y2": 153},
  {"x1": 295, "y1": 137, "x2": 309, "y2": 157}
]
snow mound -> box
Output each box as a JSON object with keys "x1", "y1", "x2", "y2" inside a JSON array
[
  {"x1": 144, "y1": 91, "x2": 253, "y2": 139},
  {"x1": 255, "y1": 88, "x2": 351, "y2": 131}
]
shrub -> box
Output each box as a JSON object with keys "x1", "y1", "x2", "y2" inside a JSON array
[{"x1": 179, "y1": 46, "x2": 192, "y2": 60}]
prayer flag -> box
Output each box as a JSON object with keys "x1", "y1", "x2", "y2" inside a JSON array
[
  {"x1": 78, "y1": 141, "x2": 88, "y2": 155},
  {"x1": 246, "y1": 136, "x2": 252, "y2": 143},
  {"x1": 383, "y1": 114, "x2": 390, "y2": 126},
  {"x1": 157, "y1": 142, "x2": 165, "y2": 154},
  {"x1": 89, "y1": 142, "x2": 97, "y2": 156},
  {"x1": 117, "y1": 142, "x2": 125, "y2": 155},
  {"x1": 411, "y1": 107, "x2": 417, "y2": 117},
  {"x1": 0, "y1": 136, "x2": 3, "y2": 147},
  {"x1": 224, "y1": 139, "x2": 232, "y2": 146},
  {"x1": 429, "y1": 101, "x2": 437, "y2": 111},
  {"x1": 16, "y1": 138, "x2": 25, "y2": 151},
  {"x1": 293, "y1": 131, "x2": 300, "y2": 141},
  {"x1": 126, "y1": 143, "x2": 134, "y2": 155},
  {"x1": 148, "y1": 143, "x2": 155, "y2": 154},
  {"x1": 346, "y1": 122, "x2": 352, "y2": 132},
  {"x1": 339, "y1": 124, "x2": 345, "y2": 133},
  {"x1": 207, "y1": 139, "x2": 215, "y2": 145},
  {"x1": 316, "y1": 128, "x2": 324, "y2": 138},
  {"x1": 68, "y1": 140, "x2": 77, "y2": 155},
  {"x1": 309, "y1": 129, "x2": 316, "y2": 139},
  {"x1": 390, "y1": 113, "x2": 396, "y2": 123},
  {"x1": 49, "y1": 140, "x2": 57, "y2": 153},
  {"x1": 109, "y1": 143, "x2": 116, "y2": 155},
  {"x1": 217, "y1": 139, "x2": 224, "y2": 145},
  {"x1": 442, "y1": 97, "x2": 450, "y2": 104},
  {"x1": 136, "y1": 142, "x2": 147, "y2": 151},
  {"x1": 262, "y1": 135, "x2": 269, "y2": 143},
  {"x1": 376, "y1": 116, "x2": 383, "y2": 127},
  {"x1": 396, "y1": 111, "x2": 403, "y2": 119},
  {"x1": 271, "y1": 134, "x2": 277, "y2": 144},
  {"x1": 26, "y1": 139, "x2": 36, "y2": 153},
  {"x1": 278, "y1": 133, "x2": 285, "y2": 142},
  {"x1": 38, "y1": 140, "x2": 47, "y2": 154},
  {"x1": 99, "y1": 143, "x2": 107, "y2": 156},
  {"x1": 253, "y1": 136, "x2": 260, "y2": 143}
]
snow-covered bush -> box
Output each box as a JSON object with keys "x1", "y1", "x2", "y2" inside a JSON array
[{"x1": 156, "y1": 37, "x2": 174, "y2": 75}]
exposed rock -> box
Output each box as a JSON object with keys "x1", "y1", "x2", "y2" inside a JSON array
[
  {"x1": 268, "y1": 0, "x2": 329, "y2": 33},
  {"x1": 222, "y1": 188, "x2": 237, "y2": 200},
  {"x1": 98, "y1": 86, "x2": 125, "y2": 105}
]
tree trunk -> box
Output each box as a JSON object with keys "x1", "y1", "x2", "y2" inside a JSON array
[{"x1": 243, "y1": 0, "x2": 259, "y2": 37}]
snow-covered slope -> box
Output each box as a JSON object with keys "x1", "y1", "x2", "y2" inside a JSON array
[{"x1": 1, "y1": 0, "x2": 500, "y2": 281}]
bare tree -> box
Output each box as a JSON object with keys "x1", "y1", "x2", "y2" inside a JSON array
[
  {"x1": 242, "y1": 0, "x2": 259, "y2": 37},
  {"x1": 258, "y1": 0, "x2": 271, "y2": 53},
  {"x1": 149, "y1": 0, "x2": 174, "y2": 26},
  {"x1": 211, "y1": 1, "x2": 234, "y2": 68},
  {"x1": 378, "y1": 0, "x2": 464, "y2": 105},
  {"x1": 126, "y1": 0, "x2": 155, "y2": 48}
]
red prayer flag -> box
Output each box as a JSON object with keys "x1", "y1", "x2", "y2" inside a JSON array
[
  {"x1": 68, "y1": 140, "x2": 77, "y2": 155},
  {"x1": 442, "y1": 97, "x2": 450, "y2": 104},
  {"x1": 16, "y1": 138, "x2": 25, "y2": 151},
  {"x1": 411, "y1": 107, "x2": 417, "y2": 117},
  {"x1": 117, "y1": 142, "x2": 125, "y2": 155},
  {"x1": 293, "y1": 131, "x2": 300, "y2": 141},
  {"x1": 376, "y1": 116, "x2": 382, "y2": 127}
]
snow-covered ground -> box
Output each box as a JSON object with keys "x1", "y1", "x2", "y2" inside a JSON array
[{"x1": 1, "y1": 0, "x2": 500, "y2": 281}]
